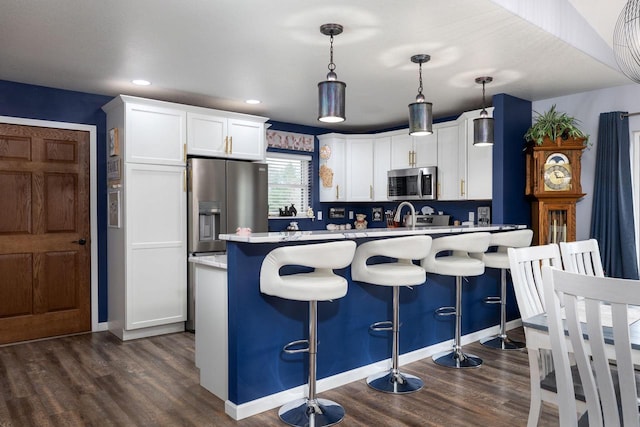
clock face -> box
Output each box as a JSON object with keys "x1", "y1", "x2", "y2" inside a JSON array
[{"x1": 543, "y1": 152, "x2": 572, "y2": 191}]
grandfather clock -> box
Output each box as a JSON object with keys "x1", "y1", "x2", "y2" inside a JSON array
[{"x1": 525, "y1": 137, "x2": 586, "y2": 245}]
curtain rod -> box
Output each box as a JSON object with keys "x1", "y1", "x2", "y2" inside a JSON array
[{"x1": 621, "y1": 112, "x2": 640, "y2": 118}]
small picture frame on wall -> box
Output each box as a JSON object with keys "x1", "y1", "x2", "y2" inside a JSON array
[
  {"x1": 108, "y1": 128, "x2": 119, "y2": 156},
  {"x1": 108, "y1": 190, "x2": 121, "y2": 228},
  {"x1": 372, "y1": 207, "x2": 383, "y2": 222},
  {"x1": 107, "y1": 156, "x2": 121, "y2": 182}
]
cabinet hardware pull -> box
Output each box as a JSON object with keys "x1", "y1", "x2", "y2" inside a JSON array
[
  {"x1": 183, "y1": 144, "x2": 187, "y2": 163},
  {"x1": 370, "y1": 185, "x2": 373, "y2": 199},
  {"x1": 229, "y1": 136, "x2": 233, "y2": 153},
  {"x1": 224, "y1": 136, "x2": 228, "y2": 153},
  {"x1": 460, "y1": 179, "x2": 465, "y2": 196},
  {"x1": 437, "y1": 183, "x2": 441, "y2": 198},
  {"x1": 183, "y1": 169, "x2": 187, "y2": 192},
  {"x1": 336, "y1": 185, "x2": 339, "y2": 199},
  {"x1": 408, "y1": 151, "x2": 412, "y2": 167}
]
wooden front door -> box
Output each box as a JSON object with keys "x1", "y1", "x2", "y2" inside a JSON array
[{"x1": 0, "y1": 123, "x2": 91, "y2": 344}]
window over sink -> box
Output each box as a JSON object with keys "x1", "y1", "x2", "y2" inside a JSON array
[{"x1": 266, "y1": 153, "x2": 311, "y2": 217}]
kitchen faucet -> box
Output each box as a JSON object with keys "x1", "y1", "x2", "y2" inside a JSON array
[{"x1": 393, "y1": 201, "x2": 416, "y2": 229}]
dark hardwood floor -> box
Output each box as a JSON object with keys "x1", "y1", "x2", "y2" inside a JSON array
[{"x1": 0, "y1": 327, "x2": 559, "y2": 426}]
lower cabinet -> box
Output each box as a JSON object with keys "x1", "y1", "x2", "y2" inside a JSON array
[
  {"x1": 108, "y1": 163, "x2": 187, "y2": 340},
  {"x1": 194, "y1": 263, "x2": 228, "y2": 400}
]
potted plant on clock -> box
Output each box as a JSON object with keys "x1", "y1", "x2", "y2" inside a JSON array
[{"x1": 524, "y1": 104, "x2": 589, "y2": 147}]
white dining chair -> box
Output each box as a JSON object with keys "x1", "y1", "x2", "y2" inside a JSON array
[
  {"x1": 508, "y1": 244, "x2": 586, "y2": 427},
  {"x1": 541, "y1": 266, "x2": 640, "y2": 427},
  {"x1": 559, "y1": 239, "x2": 605, "y2": 277}
]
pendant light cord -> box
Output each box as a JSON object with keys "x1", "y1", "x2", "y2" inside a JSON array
[
  {"x1": 417, "y1": 62, "x2": 423, "y2": 95},
  {"x1": 328, "y1": 34, "x2": 336, "y2": 73}
]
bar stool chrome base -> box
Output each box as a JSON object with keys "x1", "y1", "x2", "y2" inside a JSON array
[
  {"x1": 367, "y1": 369, "x2": 424, "y2": 394},
  {"x1": 433, "y1": 348, "x2": 482, "y2": 369},
  {"x1": 278, "y1": 397, "x2": 345, "y2": 427},
  {"x1": 480, "y1": 334, "x2": 525, "y2": 350}
]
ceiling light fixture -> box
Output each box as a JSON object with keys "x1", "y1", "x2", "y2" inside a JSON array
[
  {"x1": 473, "y1": 76, "x2": 494, "y2": 146},
  {"x1": 408, "y1": 54, "x2": 433, "y2": 136},
  {"x1": 245, "y1": 99, "x2": 261, "y2": 105},
  {"x1": 318, "y1": 23, "x2": 346, "y2": 123},
  {"x1": 613, "y1": 1, "x2": 640, "y2": 83},
  {"x1": 132, "y1": 79, "x2": 151, "y2": 86}
]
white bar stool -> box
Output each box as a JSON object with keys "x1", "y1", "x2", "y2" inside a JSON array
[
  {"x1": 351, "y1": 235, "x2": 432, "y2": 394},
  {"x1": 471, "y1": 229, "x2": 533, "y2": 350},
  {"x1": 260, "y1": 240, "x2": 357, "y2": 427},
  {"x1": 422, "y1": 232, "x2": 491, "y2": 368}
]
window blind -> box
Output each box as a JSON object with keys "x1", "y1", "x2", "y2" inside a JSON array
[{"x1": 266, "y1": 153, "x2": 311, "y2": 216}]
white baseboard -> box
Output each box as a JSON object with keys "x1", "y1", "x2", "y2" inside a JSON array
[
  {"x1": 94, "y1": 321, "x2": 109, "y2": 332},
  {"x1": 224, "y1": 319, "x2": 523, "y2": 420}
]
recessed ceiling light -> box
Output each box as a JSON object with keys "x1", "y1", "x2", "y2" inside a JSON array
[
  {"x1": 132, "y1": 79, "x2": 151, "y2": 86},
  {"x1": 245, "y1": 99, "x2": 261, "y2": 104}
]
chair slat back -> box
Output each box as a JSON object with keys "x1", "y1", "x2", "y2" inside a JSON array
[
  {"x1": 542, "y1": 266, "x2": 640, "y2": 427},
  {"x1": 508, "y1": 244, "x2": 562, "y2": 320},
  {"x1": 560, "y1": 239, "x2": 605, "y2": 277}
]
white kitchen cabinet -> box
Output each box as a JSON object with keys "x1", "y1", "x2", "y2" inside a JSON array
[
  {"x1": 373, "y1": 136, "x2": 391, "y2": 200},
  {"x1": 462, "y1": 108, "x2": 493, "y2": 200},
  {"x1": 390, "y1": 131, "x2": 437, "y2": 169},
  {"x1": 346, "y1": 137, "x2": 374, "y2": 201},
  {"x1": 187, "y1": 112, "x2": 267, "y2": 161},
  {"x1": 318, "y1": 134, "x2": 346, "y2": 202},
  {"x1": 125, "y1": 163, "x2": 187, "y2": 331},
  {"x1": 436, "y1": 123, "x2": 461, "y2": 200},
  {"x1": 194, "y1": 263, "x2": 228, "y2": 400},
  {"x1": 103, "y1": 95, "x2": 188, "y2": 341},
  {"x1": 437, "y1": 108, "x2": 493, "y2": 200},
  {"x1": 123, "y1": 98, "x2": 186, "y2": 166}
]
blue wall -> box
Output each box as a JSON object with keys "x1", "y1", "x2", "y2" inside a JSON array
[{"x1": 0, "y1": 80, "x2": 112, "y2": 322}]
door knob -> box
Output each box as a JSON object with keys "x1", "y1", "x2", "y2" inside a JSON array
[{"x1": 72, "y1": 238, "x2": 87, "y2": 245}]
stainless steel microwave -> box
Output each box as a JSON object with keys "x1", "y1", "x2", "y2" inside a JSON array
[{"x1": 387, "y1": 166, "x2": 437, "y2": 200}]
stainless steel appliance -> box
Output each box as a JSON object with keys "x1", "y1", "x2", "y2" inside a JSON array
[
  {"x1": 186, "y1": 158, "x2": 268, "y2": 330},
  {"x1": 387, "y1": 166, "x2": 437, "y2": 201}
]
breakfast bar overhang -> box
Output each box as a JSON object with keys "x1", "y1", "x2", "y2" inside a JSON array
[{"x1": 202, "y1": 225, "x2": 526, "y2": 420}]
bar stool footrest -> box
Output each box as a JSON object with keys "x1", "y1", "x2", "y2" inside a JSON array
[
  {"x1": 483, "y1": 296, "x2": 501, "y2": 304},
  {"x1": 283, "y1": 339, "x2": 309, "y2": 354},
  {"x1": 369, "y1": 321, "x2": 393, "y2": 332},
  {"x1": 278, "y1": 397, "x2": 345, "y2": 427},
  {"x1": 435, "y1": 306, "x2": 456, "y2": 317}
]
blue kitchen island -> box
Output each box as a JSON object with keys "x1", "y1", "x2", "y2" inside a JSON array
[{"x1": 195, "y1": 225, "x2": 526, "y2": 420}]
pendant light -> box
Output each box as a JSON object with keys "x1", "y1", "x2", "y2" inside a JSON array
[
  {"x1": 318, "y1": 23, "x2": 346, "y2": 123},
  {"x1": 473, "y1": 76, "x2": 494, "y2": 146},
  {"x1": 408, "y1": 54, "x2": 433, "y2": 136}
]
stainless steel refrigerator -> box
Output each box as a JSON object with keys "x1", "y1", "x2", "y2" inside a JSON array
[{"x1": 186, "y1": 157, "x2": 268, "y2": 330}]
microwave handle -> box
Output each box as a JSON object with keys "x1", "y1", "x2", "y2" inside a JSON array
[{"x1": 417, "y1": 169, "x2": 424, "y2": 198}]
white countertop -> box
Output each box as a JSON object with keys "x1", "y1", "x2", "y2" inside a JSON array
[
  {"x1": 219, "y1": 224, "x2": 526, "y2": 243},
  {"x1": 189, "y1": 254, "x2": 228, "y2": 268}
]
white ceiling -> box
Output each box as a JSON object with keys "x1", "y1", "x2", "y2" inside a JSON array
[{"x1": 0, "y1": 0, "x2": 633, "y2": 132}]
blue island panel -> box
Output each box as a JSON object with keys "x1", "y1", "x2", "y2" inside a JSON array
[{"x1": 225, "y1": 235, "x2": 520, "y2": 405}]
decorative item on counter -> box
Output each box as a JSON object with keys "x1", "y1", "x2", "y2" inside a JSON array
[
  {"x1": 385, "y1": 210, "x2": 394, "y2": 227},
  {"x1": 287, "y1": 222, "x2": 299, "y2": 231},
  {"x1": 354, "y1": 214, "x2": 367, "y2": 230},
  {"x1": 306, "y1": 207, "x2": 315, "y2": 218},
  {"x1": 236, "y1": 227, "x2": 252, "y2": 236},
  {"x1": 289, "y1": 204, "x2": 297, "y2": 216}
]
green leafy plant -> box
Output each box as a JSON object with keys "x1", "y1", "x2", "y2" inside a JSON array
[{"x1": 524, "y1": 105, "x2": 589, "y2": 145}]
